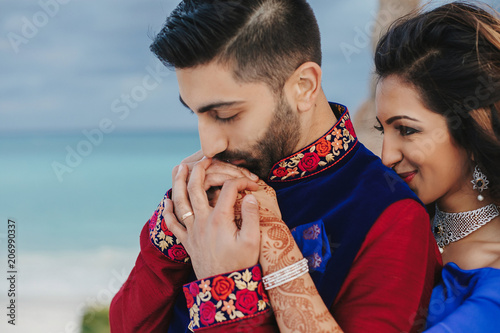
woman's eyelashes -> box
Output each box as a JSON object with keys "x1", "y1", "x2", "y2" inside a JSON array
[
  {"x1": 374, "y1": 124, "x2": 384, "y2": 134},
  {"x1": 397, "y1": 125, "x2": 420, "y2": 136},
  {"x1": 373, "y1": 123, "x2": 420, "y2": 137},
  {"x1": 374, "y1": 118, "x2": 384, "y2": 134}
]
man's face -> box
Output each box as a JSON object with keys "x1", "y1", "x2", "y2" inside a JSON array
[{"x1": 176, "y1": 61, "x2": 300, "y2": 178}]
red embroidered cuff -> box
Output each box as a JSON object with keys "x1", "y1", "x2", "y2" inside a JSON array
[
  {"x1": 149, "y1": 189, "x2": 191, "y2": 263},
  {"x1": 183, "y1": 264, "x2": 271, "y2": 331}
]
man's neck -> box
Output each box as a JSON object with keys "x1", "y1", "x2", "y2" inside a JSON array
[{"x1": 294, "y1": 92, "x2": 338, "y2": 152}]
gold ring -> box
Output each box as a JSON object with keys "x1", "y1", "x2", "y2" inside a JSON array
[{"x1": 180, "y1": 211, "x2": 194, "y2": 222}]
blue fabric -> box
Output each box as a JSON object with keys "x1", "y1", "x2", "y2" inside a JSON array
[
  {"x1": 168, "y1": 104, "x2": 421, "y2": 331},
  {"x1": 271, "y1": 140, "x2": 420, "y2": 306},
  {"x1": 425, "y1": 262, "x2": 500, "y2": 332},
  {"x1": 291, "y1": 220, "x2": 332, "y2": 274}
]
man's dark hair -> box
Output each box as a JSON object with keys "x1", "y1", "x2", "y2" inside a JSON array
[{"x1": 150, "y1": 0, "x2": 322, "y2": 92}]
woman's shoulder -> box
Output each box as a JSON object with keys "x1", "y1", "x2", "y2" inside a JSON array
[{"x1": 442, "y1": 239, "x2": 500, "y2": 270}]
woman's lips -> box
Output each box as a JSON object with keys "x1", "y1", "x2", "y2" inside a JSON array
[{"x1": 398, "y1": 171, "x2": 417, "y2": 183}]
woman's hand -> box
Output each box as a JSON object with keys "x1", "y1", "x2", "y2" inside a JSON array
[{"x1": 164, "y1": 159, "x2": 261, "y2": 279}]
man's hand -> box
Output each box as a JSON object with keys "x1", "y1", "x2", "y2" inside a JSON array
[
  {"x1": 163, "y1": 158, "x2": 261, "y2": 279},
  {"x1": 174, "y1": 151, "x2": 259, "y2": 206}
]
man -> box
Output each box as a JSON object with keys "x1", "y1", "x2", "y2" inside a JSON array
[{"x1": 110, "y1": 1, "x2": 441, "y2": 332}]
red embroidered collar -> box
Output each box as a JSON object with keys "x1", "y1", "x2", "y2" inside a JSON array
[{"x1": 268, "y1": 103, "x2": 358, "y2": 182}]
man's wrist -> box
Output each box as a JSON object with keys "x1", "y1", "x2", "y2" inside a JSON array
[{"x1": 149, "y1": 189, "x2": 191, "y2": 263}]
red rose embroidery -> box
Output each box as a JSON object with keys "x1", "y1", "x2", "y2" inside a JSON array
[
  {"x1": 189, "y1": 282, "x2": 199, "y2": 296},
  {"x1": 235, "y1": 289, "x2": 259, "y2": 315},
  {"x1": 183, "y1": 286, "x2": 194, "y2": 308},
  {"x1": 160, "y1": 219, "x2": 173, "y2": 236},
  {"x1": 273, "y1": 167, "x2": 288, "y2": 178},
  {"x1": 211, "y1": 276, "x2": 235, "y2": 301},
  {"x1": 298, "y1": 152, "x2": 320, "y2": 173},
  {"x1": 315, "y1": 139, "x2": 332, "y2": 157},
  {"x1": 149, "y1": 210, "x2": 159, "y2": 230},
  {"x1": 251, "y1": 266, "x2": 262, "y2": 281},
  {"x1": 257, "y1": 282, "x2": 269, "y2": 303},
  {"x1": 168, "y1": 244, "x2": 188, "y2": 261},
  {"x1": 199, "y1": 301, "x2": 216, "y2": 326},
  {"x1": 345, "y1": 119, "x2": 355, "y2": 136}
]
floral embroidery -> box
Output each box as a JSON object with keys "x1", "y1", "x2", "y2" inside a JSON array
[
  {"x1": 291, "y1": 221, "x2": 332, "y2": 274},
  {"x1": 315, "y1": 138, "x2": 332, "y2": 157},
  {"x1": 184, "y1": 287, "x2": 195, "y2": 308},
  {"x1": 149, "y1": 190, "x2": 191, "y2": 264},
  {"x1": 269, "y1": 104, "x2": 357, "y2": 182},
  {"x1": 199, "y1": 279, "x2": 212, "y2": 294},
  {"x1": 307, "y1": 253, "x2": 323, "y2": 269},
  {"x1": 199, "y1": 302, "x2": 216, "y2": 326},
  {"x1": 235, "y1": 289, "x2": 259, "y2": 315},
  {"x1": 303, "y1": 224, "x2": 321, "y2": 240},
  {"x1": 211, "y1": 276, "x2": 234, "y2": 301},
  {"x1": 298, "y1": 152, "x2": 320, "y2": 172},
  {"x1": 183, "y1": 264, "x2": 271, "y2": 331},
  {"x1": 222, "y1": 299, "x2": 236, "y2": 315}
]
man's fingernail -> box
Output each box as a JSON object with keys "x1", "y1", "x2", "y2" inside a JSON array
[
  {"x1": 250, "y1": 173, "x2": 259, "y2": 181},
  {"x1": 177, "y1": 164, "x2": 184, "y2": 174}
]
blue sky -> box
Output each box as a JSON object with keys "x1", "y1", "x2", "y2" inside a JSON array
[{"x1": 2, "y1": 0, "x2": 499, "y2": 133}]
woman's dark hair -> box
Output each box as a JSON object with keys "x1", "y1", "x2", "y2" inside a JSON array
[
  {"x1": 150, "y1": 0, "x2": 321, "y2": 92},
  {"x1": 375, "y1": 1, "x2": 500, "y2": 204}
]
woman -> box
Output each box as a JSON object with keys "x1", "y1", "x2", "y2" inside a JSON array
[{"x1": 374, "y1": 2, "x2": 500, "y2": 332}]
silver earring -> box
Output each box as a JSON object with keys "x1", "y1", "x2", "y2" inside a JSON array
[{"x1": 471, "y1": 165, "x2": 489, "y2": 201}]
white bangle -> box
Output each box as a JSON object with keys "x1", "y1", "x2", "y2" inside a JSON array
[{"x1": 262, "y1": 258, "x2": 309, "y2": 290}]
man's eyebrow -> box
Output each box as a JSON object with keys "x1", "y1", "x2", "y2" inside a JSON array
[
  {"x1": 386, "y1": 115, "x2": 420, "y2": 125},
  {"x1": 178, "y1": 95, "x2": 243, "y2": 114}
]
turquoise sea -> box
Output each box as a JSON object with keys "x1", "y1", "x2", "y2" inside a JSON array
[
  {"x1": 0, "y1": 132, "x2": 201, "y2": 332},
  {"x1": 1, "y1": 132, "x2": 200, "y2": 251}
]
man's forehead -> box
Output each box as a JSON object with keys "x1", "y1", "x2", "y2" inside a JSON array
[{"x1": 176, "y1": 64, "x2": 274, "y2": 112}]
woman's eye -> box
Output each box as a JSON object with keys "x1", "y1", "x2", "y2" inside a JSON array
[
  {"x1": 398, "y1": 126, "x2": 419, "y2": 136},
  {"x1": 373, "y1": 125, "x2": 384, "y2": 134}
]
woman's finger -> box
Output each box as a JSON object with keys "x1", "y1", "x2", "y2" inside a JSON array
[{"x1": 212, "y1": 178, "x2": 259, "y2": 224}]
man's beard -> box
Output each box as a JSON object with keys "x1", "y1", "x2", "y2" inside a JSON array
[{"x1": 214, "y1": 93, "x2": 301, "y2": 179}]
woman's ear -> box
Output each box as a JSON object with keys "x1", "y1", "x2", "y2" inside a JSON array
[{"x1": 285, "y1": 62, "x2": 322, "y2": 113}]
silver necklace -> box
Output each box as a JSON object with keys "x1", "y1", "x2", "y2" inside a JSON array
[{"x1": 433, "y1": 203, "x2": 500, "y2": 250}]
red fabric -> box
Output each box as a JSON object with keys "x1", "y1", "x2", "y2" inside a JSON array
[
  {"x1": 110, "y1": 199, "x2": 442, "y2": 332},
  {"x1": 331, "y1": 199, "x2": 442, "y2": 333},
  {"x1": 109, "y1": 222, "x2": 192, "y2": 332},
  {"x1": 195, "y1": 311, "x2": 278, "y2": 332}
]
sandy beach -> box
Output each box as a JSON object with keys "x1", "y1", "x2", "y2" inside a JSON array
[{"x1": 1, "y1": 247, "x2": 138, "y2": 333}]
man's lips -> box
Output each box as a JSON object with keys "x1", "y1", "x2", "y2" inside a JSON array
[{"x1": 398, "y1": 171, "x2": 417, "y2": 183}]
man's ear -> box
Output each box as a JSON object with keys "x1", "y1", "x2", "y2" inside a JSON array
[{"x1": 285, "y1": 62, "x2": 322, "y2": 113}]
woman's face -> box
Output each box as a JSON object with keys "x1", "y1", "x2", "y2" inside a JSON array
[{"x1": 375, "y1": 76, "x2": 471, "y2": 205}]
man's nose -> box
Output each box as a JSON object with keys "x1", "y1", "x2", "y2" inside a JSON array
[{"x1": 198, "y1": 119, "x2": 227, "y2": 158}]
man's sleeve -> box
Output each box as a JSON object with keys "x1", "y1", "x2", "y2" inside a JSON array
[
  {"x1": 331, "y1": 198, "x2": 443, "y2": 333},
  {"x1": 182, "y1": 264, "x2": 279, "y2": 332},
  {"x1": 110, "y1": 190, "x2": 193, "y2": 332}
]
